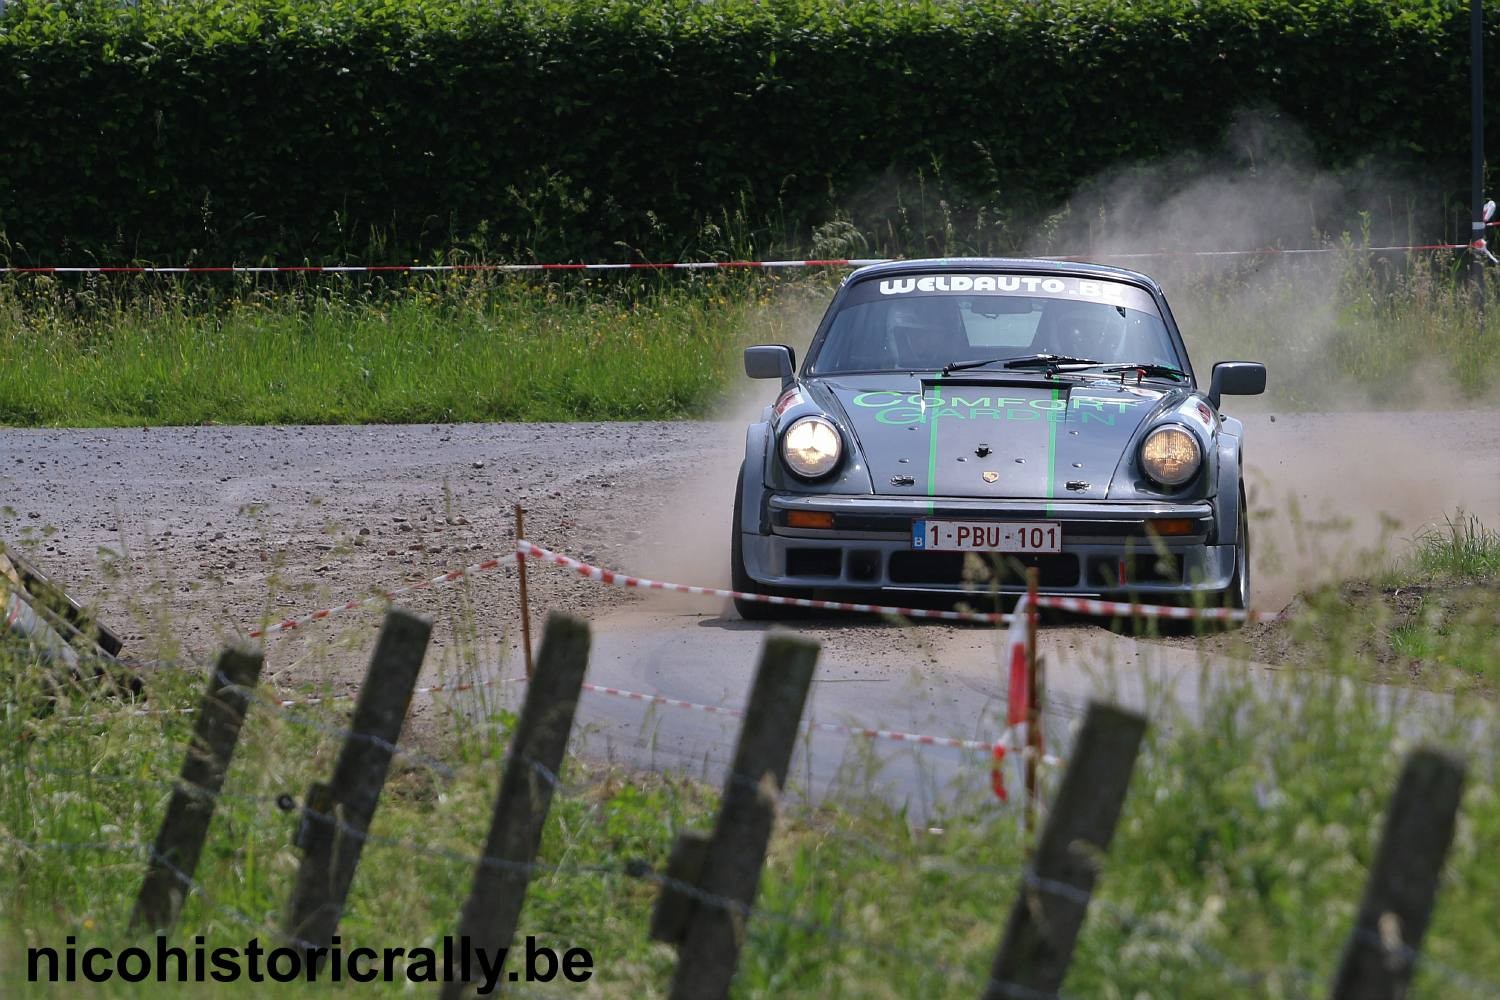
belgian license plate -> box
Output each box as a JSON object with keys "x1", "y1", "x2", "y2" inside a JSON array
[{"x1": 912, "y1": 520, "x2": 1062, "y2": 553}]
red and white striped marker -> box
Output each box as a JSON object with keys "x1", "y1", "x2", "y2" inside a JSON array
[
  {"x1": 248, "y1": 552, "x2": 518, "y2": 638},
  {"x1": 993, "y1": 594, "x2": 1033, "y2": 802}
]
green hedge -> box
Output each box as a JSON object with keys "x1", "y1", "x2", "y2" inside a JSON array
[{"x1": 0, "y1": 0, "x2": 1490, "y2": 263}]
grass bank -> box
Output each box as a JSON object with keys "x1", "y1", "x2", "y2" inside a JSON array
[
  {"x1": 0, "y1": 276, "x2": 829, "y2": 426},
  {"x1": 1233, "y1": 512, "x2": 1500, "y2": 693},
  {"x1": 0, "y1": 253, "x2": 1497, "y2": 428}
]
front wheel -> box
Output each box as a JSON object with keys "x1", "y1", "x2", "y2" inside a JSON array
[{"x1": 729, "y1": 467, "x2": 800, "y2": 621}]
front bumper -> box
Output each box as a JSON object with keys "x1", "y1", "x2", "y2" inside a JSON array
[{"x1": 740, "y1": 494, "x2": 1236, "y2": 598}]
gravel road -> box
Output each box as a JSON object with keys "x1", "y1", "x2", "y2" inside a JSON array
[{"x1": 2, "y1": 410, "x2": 1495, "y2": 809}]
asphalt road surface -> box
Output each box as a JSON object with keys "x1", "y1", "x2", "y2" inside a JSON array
[{"x1": 2, "y1": 410, "x2": 1494, "y2": 813}]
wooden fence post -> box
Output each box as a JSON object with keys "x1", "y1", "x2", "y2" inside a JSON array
[
  {"x1": 439, "y1": 613, "x2": 591, "y2": 998},
  {"x1": 1329, "y1": 749, "x2": 1466, "y2": 1000},
  {"x1": 653, "y1": 632, "x2": 820, "y2": 1000},
  {"x1": 1, "y1": 542, "x2": 124, "y2": 657},
  {"x1": 984, "y1": 702, "x2": 1146, "y2": 1000},
  {"x1": 130, "y1": 643, "x2": 264, "y2": 933},
  {"x1": 285, "y1": 608, "x2": 431, "y2": 958}
]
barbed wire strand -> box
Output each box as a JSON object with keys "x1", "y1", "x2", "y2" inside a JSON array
[{"x1": 218, "y1": 671, "x2": 458, "y2": 779}]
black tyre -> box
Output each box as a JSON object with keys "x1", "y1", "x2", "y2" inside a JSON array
[
  {"x1": 730, "y1": 466, "x2": 797, "y2": 621},
  {"x1": 1224, "y1": 491, "x2": 1250, "y2": 612}
]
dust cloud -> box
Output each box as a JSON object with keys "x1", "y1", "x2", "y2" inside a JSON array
[
  {"x1": 1239, "y1": 411, "x2": 1500, "y2": 610},
  {"x1": 1027, "y1": 112, "x2": 1496, "y2": 608},
  {"x1": 1020, "y1": 111, "x2": 1442, "y2": 393},
  {"x1": 627, "y1": 289, "x2": 829, "y2": 597}
]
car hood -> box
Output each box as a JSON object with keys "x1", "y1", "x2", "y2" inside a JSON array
[{"x1": 813, "y1": 374, "x2": 1188, "y2": 500}]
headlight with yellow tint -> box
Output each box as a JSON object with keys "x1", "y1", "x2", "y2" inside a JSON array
[
  {"x1": 1140, "y1": 425, "x2": 1201, "y2": 487},
  {"x1": 781, "y1": 416, "x2": 843, "y2": 479}
]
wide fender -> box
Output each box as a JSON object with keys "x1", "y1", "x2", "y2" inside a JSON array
[
  {"x1": 1213, "y1": 416, "x2": 1245, "y2": 546},
  {"x1": 1105, "y1": 393, "x2": 1220, "y2": 502},
  {"x1": 764, "y1": 382, "x2": 875, "y2": 496},
  {"x1": 741, "y1": 421, "x2": 771, "y2": 534}
]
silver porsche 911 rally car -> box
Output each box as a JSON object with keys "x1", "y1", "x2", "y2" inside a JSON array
[{"x1": 730, "y1": 258, "x2": 1266, "y2": 619}]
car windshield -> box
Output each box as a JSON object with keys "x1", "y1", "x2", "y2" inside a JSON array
[{"x1": 807, "y1": 273, "x2": 1181, "y2": 375}]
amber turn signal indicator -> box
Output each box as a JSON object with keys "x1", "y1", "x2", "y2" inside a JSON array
[
  {"x1": 786, "y1": 511, "x2": 836, "y2": 529},
  {"x1": 1147, "y1": 518, "x2": 1198, "y2": 536}
]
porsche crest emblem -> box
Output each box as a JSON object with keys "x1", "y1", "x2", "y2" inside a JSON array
[{"x1": 982, "y1": 470, "x2": 999, "y2": 484}]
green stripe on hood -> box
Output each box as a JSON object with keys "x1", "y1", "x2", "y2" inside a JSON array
[
  {"x1": 925, "y1": 376, "x2": 941, "y2": 514},
  {"x1": 1045, "y1": 385, "x2": 1059, "y2": 514}
]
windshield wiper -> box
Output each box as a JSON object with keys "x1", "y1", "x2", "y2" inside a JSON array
[
  {"x1": 942, "y1": 353, "x2": 1097, "y2": 375},
  {"x1": 1057, "y1": 361, "x2": 1188, "y2": 381},
  {"x1": 941, "y1": 354, "x2": 1188, "y2": 381}
]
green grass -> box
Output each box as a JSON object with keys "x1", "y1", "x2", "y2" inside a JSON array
[
  {"x1": 1, "y1": 250, "x2": 1497, "y2": 428},
  {"x1": 1235, "y1": 512, "x2": 1500, "y2": 691},
  {"x1": 0, "y1": 276, "x2": 828, "y2": 426},
  {"x1": 1409, "y1": 512, "x2": 1500, "y2": 582},
  {"x1": 5, "y1": 568, "x2": 1500, "y2": 998},
  {"x1": 1371, "y1": 513, "x2": 1500, "y2": 686}
]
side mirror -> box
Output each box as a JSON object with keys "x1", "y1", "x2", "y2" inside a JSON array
[
  {"x1": 744, "y1": 344, "x2": 796, "y2": 387},
  {"x1": 1208, "y1": 362, "x2": 1266, "y2": 408}
]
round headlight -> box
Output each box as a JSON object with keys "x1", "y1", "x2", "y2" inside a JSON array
[
  {"x1": 781, "y1": 416, "x2": 842, "y2": 479},
  {"x1": 1140, "y1": 425, "x2": 1201, "y2": 487}
]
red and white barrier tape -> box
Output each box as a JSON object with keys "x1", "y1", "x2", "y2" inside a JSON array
[
  {"x1": 75, "y1": 665, "x2": 1036, "y2": 780},
  {"x1": 61, "y1": 671, "x2": 525, "y2": 720},
  {"x1": 273, "y1": 673, "x2": 522, "y2": 709},
  {"x1": 518, "y1": 540, "x2": 1262, "y2": 624},
  {"x1": 1047, "y1": 242, "x2": 1473, "y2": 261},
  {"x1": 3, "y1": 242, "x2": 1488, "y2": 276},
  {"x1": 243, "y1": 537, "x2": 1262, "y2": 646},
  {"x1": 247, "y1": 552, "x2": 517, "y2": 638},
  {"x1": 574, "y1": 677, "x2": 1064, "y2": 795},
  {"x1": 0, "y1": 259, "x2": 886, "y2": 276},
  {"x1": 516, "y1": 541, "x2": 1015, "y2": 625},
  {"x1": 1034, "y1": 594, "x2": 1256, "y2": 622},
  {"x1": 578, "y1": 679, "x2": 998, "y2": 753}
]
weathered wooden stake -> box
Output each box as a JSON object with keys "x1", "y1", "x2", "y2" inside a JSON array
[
  {"x1": 984, "y1": 702, "x2": 1146, "y2": 1000},
  {"x1": 285, "y1": 608, "x2": 431, "y2": 958},
  {"x1": 655, "y1": 632, "x2": 820, "y2": 1000},
  {"x1": 1, "y1": 542, "x2": 123, "y2": 657},
  {"x1": 514, "y1": 503, "x2": 534, "y2": 680},
  {"x1": 130, "y1": 643, "x2": 264, "y2": 933},
  {"x1": 1329, "y1": 749, "x2": 1466, "y2": 1000},
  {"x1": 440, "y1": 613, "x2": 591, "y2": 999}
]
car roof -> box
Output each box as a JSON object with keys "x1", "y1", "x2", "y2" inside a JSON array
[{"x1": 845, "y1": 257, "x2": 1165, "y2": 296}]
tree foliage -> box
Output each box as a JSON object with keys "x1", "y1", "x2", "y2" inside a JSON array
[{"x1": 0, "y1": 0, "x2": 1487, "y2": 262}]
